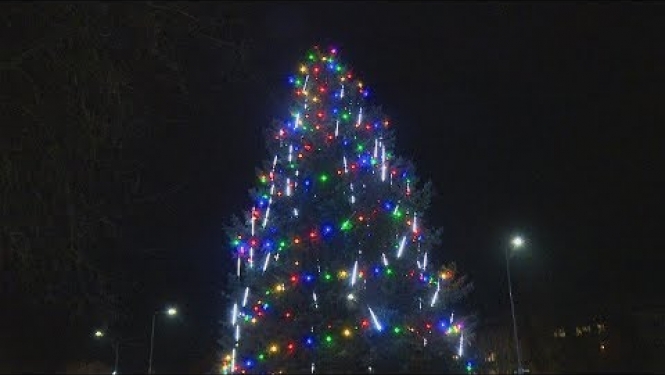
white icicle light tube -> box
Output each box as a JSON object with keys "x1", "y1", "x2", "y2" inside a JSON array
[
  {"x1": 262, "y1": 252, "x2": 271, "y2": 272},
  {"x1": 397, "y1": 235, "x2": 407, "y2": 258},
  {"x1": 368, "y1": 306, "x2": 383, "y2": 331},
  {"x1": 430, "y1": 288, "x2": 439, "y2": 307},
  {"x1": 251, "y1": 208, "x2": 256, "y2": 236},
  {"x1": 231, "y1": 348, "x2": 236, "y2": 374},
  {"x1": 458, "y1": 332, "x2": 464, "y2": 357},
  {"x1": 351, "y1": 260, "x2": 358, "y2": 286},
  {"x1": 242, "y1": 287, "x2": 249, "y2": 307},
  {"x1": 294, "y1": 112, "x2": 301, "y2": 129},
  {"x1": 381, "y1": 144, "x2": 387, "y2": 182}
]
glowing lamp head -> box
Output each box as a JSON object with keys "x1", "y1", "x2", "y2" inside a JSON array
[
  {"x1": 94, "y1": 330, "x2": 104, "y2": 338},
  {"x1": 167, "y1": 307, "x2": 177, "y2": 316},
  {"x1": 511, "y1": 236, "x2": 525, "y2": 248}
]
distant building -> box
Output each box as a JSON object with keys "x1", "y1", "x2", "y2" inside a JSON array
[{"x1": 475, "y1": 305, "x2": 665, "y2": 373}]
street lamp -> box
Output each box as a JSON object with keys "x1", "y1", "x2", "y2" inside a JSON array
[
  {"x1": 506, "y1": 235, "x2": 524, "y2": 375},
  {"x1": 93, "y1": 329, "x2": 119, "y2": 374},
  {"x1": 148, "y1": 306, "x2": 178, "y2": 374}
]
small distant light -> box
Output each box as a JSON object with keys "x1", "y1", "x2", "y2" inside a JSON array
[
  {"x1": 94, "y1": 330, "x2": 104, "y2": 338},
  {"x1": 167, "y1": 307, "x2": 177, "y2": 316}
]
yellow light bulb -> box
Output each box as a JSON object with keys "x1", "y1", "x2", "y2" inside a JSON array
[
  {"x1": 343, "y1": 328, "x2": 351, "y2": 337},
  {"x1": 270, "y1": 344, "x2": 278, "y2": 353}
]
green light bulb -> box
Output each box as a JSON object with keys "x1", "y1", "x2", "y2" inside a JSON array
[
  {"x1": 326, "y1": 335, "x2": 332, "y2": 343},
  {"x1": 393, "y1": 327, "x2": 401, "y2": 334},
  {"x1": 324, "y1": 273, "x2": 332, "y2": 281},
  {"x1": 341, "y1": 220, "x2": 352, "y2": 231},
  {"x1": 319, "y1": 174, "x2": 328, "y2": 182},
  {"x1": 259, "y1": 354, "x2": 265, "y2": 360}
]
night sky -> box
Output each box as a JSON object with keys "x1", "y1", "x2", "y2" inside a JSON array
[{"x1": 27, "y1": 2, "x2": 662, "y2": 372}]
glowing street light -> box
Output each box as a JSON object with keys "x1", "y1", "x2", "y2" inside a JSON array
[
  {"x1": 93, "y1": 329, "x2": 119, "y2": 374},
  {"x1": 148, "y1": 305, "x2": 179, "y2": 374},
  {"x1": 506, "y1": 235, "x2": 526, "y2": 374}
]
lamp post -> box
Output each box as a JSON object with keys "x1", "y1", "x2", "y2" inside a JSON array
[
  {"x1": 93, "y1": 330, "x2": 120, "y2": 374},
  {"x1": 506, "y1": 236, "x2": 524, "y2": 375},
  {"x1": 148, "y1": 306, "x2": 178, "y2": 374}
]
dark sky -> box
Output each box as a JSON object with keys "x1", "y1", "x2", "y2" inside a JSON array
[{"x1": 125, "y1": 2, "x2": 663, "y2": 371}]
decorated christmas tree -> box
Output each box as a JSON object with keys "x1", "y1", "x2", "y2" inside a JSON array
[{"x1": 220, "y1": 46, "x2": 473, "y2": 374}]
